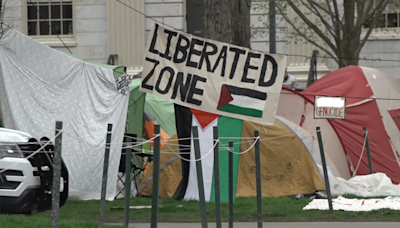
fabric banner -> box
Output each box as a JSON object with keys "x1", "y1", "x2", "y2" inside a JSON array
[{"x1": 140, "y1": 23, "x2": 287, "y2": 125}]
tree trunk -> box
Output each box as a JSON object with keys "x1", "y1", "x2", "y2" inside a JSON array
[
  {"x1": 201, "y1": 0, "x2": 251, "y2": 48},
  {"x1": 340, "y1": 0, "x2": 359, "y2": 67}
]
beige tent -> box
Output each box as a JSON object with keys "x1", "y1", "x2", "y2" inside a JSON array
[{"x1": 139, "y1": 116, "x2": 340, "y2": 200}]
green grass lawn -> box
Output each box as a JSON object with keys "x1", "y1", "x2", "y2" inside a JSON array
[{"x1": 1, "y1": 195, "x2": 400, "y2": 227}]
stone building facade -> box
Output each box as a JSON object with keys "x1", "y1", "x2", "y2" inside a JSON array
[{"x1": 2, "y1": 0, "x2": 400, "y2": 89}]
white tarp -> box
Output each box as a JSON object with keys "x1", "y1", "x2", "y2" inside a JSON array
[
  {"x1": 304, "y1": 195, "x2": 400, "y2": 211},
  {"x1": 306, "y1": 171, "x2": 400, "y2": 211},
  {"x1": 318, "y1": 166, "x2": 400, "y2": 197},
  {"x1": 140, "y1": 23, "x2": 287, "y2": 125},
  {"x1": 0, "y1": 29, "x2": 130, "y2": 200}
]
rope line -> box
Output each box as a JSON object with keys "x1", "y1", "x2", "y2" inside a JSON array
[
  {"x1": 369, "y1": 138, "x2": 398, "y2": 162},
  {"x1": 165, "y1": 139, "x2": 220, "y2": 162},
  {"x1": 352, "y1": 132, "x2": 367, "y2": 177},
  {"x1": 287, "y1": 92, "x2": 400, "y2": 101},
  {"x1": 115, "y1": 0, "x2": 179, "y2": 31},
  {"x1": 219, "y1": 136, "x2": 260, "y2": 155}
]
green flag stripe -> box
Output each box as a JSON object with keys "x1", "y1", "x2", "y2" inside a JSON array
[
  {"x1": 218, "y1": 104, "x2": 263, "y2": 118},
  {"x1": 210, "y1": 116, "x2": 242, "y2": 202}
]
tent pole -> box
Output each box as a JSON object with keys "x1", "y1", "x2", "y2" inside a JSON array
[
  {"x1": 213, "y1": 126, "x2": 222, "y2": 228},
  {"x1": 151, "y1": 125, "x2": 161, "y2": 228},
  {"x1": 192, "y1": 126, "x2": 208, "y2": 228},
  {"x1": 254, "y1": 130, "x2": 263, "y2": 228},
  {"x1": 316, "y1": 126, "x2": 333, "y2": 211},
  {"x1": 364, "y1": 127, "x2": 374, "y2": 174},
  {"x1": 99, "y1": 123, "x2": 113, "y2": 228},
  {"x1": 228, "y1": 140, "x2": 234, "y2": 228}
]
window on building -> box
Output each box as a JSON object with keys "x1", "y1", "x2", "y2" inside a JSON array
[
  {"x1": 27, "y1": 0, "x2": 73, "y2": 36},
  {"x1": 364, "y1": 13, "x2": 400, "y2": 29},
  {"x1": 363, "y1": 1, "x2": 400, "y2": 29}
]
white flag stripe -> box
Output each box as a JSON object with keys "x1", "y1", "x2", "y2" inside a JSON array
[
  {"x1": 230, "y1": 94, "x2": 266, "y2": 110},
  {"x1": 184, "y1": 115, "x2": 218, "y2": 201}
]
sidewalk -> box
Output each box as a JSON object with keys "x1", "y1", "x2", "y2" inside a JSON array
[{"x1": 108, "y1": 222, "x2": 400, "y2": 228}]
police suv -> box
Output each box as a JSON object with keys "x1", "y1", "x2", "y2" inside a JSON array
[{"x1": 0, "y1": 127, "x2": 68, "y2": 214}]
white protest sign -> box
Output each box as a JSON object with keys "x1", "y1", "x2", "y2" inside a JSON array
[
  {"x1": 140, "y1": 23, "x2": 287, "y2": 125},
  {"x1": 314, "y1": 96, "x2": 346, "y2": 119}
]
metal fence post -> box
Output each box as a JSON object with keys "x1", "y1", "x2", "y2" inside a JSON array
[
  {"x1": 213, "y1": 126, "x2": 222, "y2": 228},
  {"x1": 124, "y1": 135, "x2": 132, "y2": 226},
  {"x1": 51, "y1": 121, "x2": 63, "y2": 228},
  {"x1": 316, "y1": 126, "x2": 333, "y2": 211},
  {"x1": 364, "y1": 127, "x2": 373, "y2": 174},
  {"x1": 99, "y1": 124, "x2": 113, "y2": 228},
  {"x1": 254, "y1": 130, "x2": 263, "y2": 228},
  {"x1": 228, "y1": 140, "x2": 234, "y2": 228},
  {"x1": 192, "y1": 126, "x2": 208, "y2": 228},
  {"x1": 151, "y1": 125, "x2": 161, "y2": 228}
]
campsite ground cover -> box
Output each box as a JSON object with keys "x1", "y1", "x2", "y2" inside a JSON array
[{"x1": 1, "y1": 195, "x2": 400, "y2": 227}]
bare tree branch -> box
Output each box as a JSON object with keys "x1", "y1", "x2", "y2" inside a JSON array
[
  {"x1": 354, "y1": 0, "x2": 388, "y2": 32},
  {"x1": 257, "y1": 0, "x2": 395, "y2": 67},
  {"x1": 356, "y1": 0, "x2": 389, "y2": 54},
  {"x1": 354, "y1": 0, "x2": 374, "y2": 28},
  {"x1": 275, "y1": 2, "x2": 339, "y2": 64},
  {"x1": 331, "y1": 0, "x2": 343, "y2": 35},
  {"x1": 306, "y1": 0, "x2": 336, "y2": 37},
  {"x1": 323, "y1": 0, "x2": 339, "y2": 32},
  {"x1": 306, "y1": 0, "x2": 333, "y2": 16},
  {"x1": 326, "y1": 0, "x2": 344, "y2": 63},
  {"x1": 294, "y1": 1, "x2": 335, "y2": 38},
  {"x1": 285, "y1": 1, "x2": 338, "y2": 54}
]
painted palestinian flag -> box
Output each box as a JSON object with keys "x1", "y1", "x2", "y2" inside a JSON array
[
  {"x1": 173, "y1": 104, "x2": 242, "y2": 202},
  {"x1": 217, "y1": 84, "x2": 267, "y2": 118}
]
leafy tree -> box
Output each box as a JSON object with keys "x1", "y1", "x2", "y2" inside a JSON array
[
  {"x1": 201, "y1": 0, "x2": 251, "y2": 48},
  {"x1": 257, "y1": 0, "x2": 392, "y2": 68}
]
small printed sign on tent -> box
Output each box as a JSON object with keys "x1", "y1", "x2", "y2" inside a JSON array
[
  {"x1": 314, "y1": 96, "x2": 346, "y2": 119},
  {"x1": 140, "y1": 23, "x2": 287, "y2": 125}
]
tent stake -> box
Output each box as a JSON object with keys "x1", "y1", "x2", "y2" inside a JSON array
[
  {"x1": 151, "y1": 125, "x2": 161, "y2": 228},
  {"x1": 228, "y1": 140, "x2": 234, "y2": 228},
  {"x1": 364, "y1": 127, "x2": 374, "y2": 174},
  {"x1": 51, "y1": 121, "x2": 63, "y2": 228},
  {"x1": 213, "y1": 126, "x2": 222, "y2": 228},
  {"x1": 99, "y1": 123, "x2": 113, "y2": 228},
  {"x1": 254, "y1": 130, "x2": 263, "y2": 228},
  {"x1": 192, "y1": 126, "x2": 208, "y2": 228},
  {"x1": 316, "y1": 126, "x2": 333, "y2": 211},
  {"x1": 124, "y1": 135, "x2": 132, "y2": 227}
]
